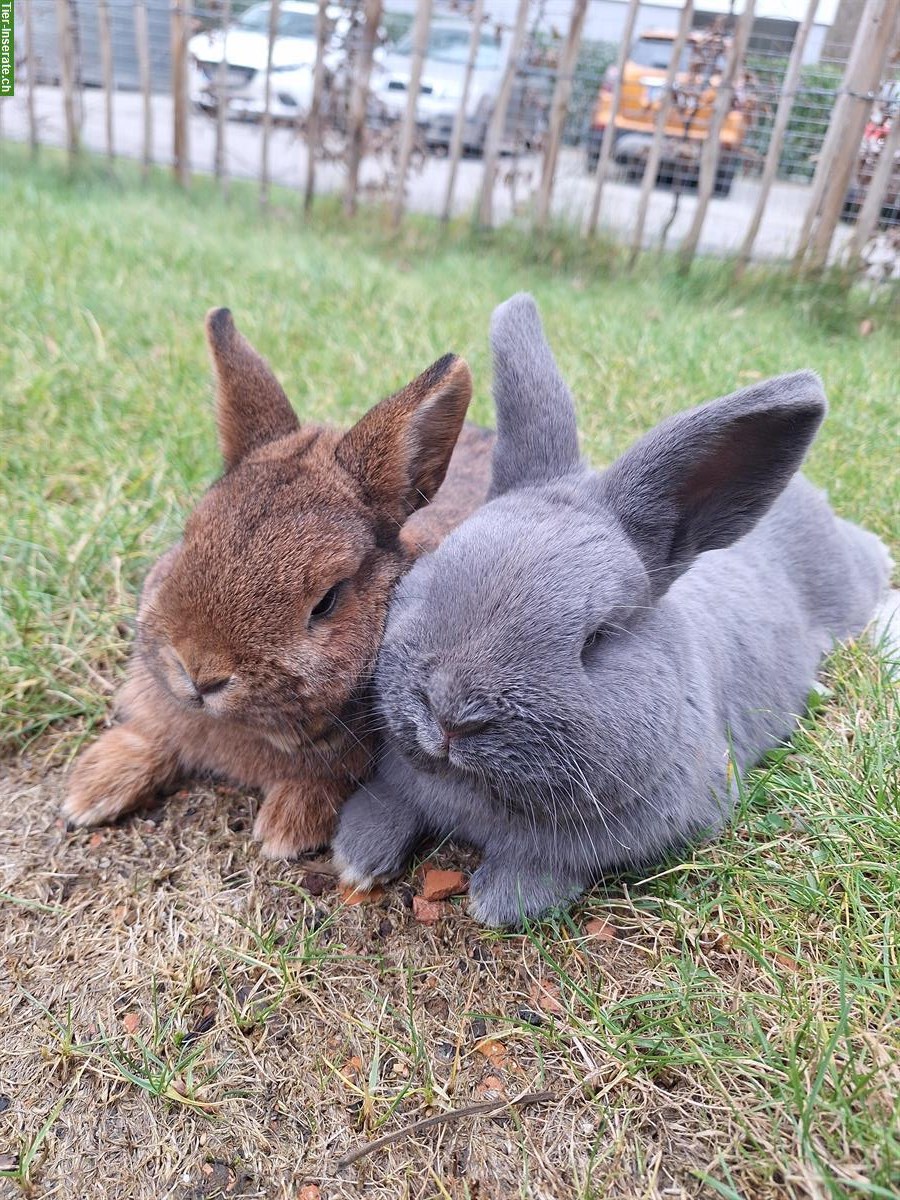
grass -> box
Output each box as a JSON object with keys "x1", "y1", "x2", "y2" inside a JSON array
[{"x1": 1, "y1": 144, "x2": 898, "y2": 1199}]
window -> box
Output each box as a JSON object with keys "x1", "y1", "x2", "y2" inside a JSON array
[
  {"x1": 630, "y1": 37, "x2": 692, "y2": 73},
  {"x1": 394, "y1": 25, "x2": 503, "y2": 70},
  {"x1": 237, "y1": 4, "x2": 317, "y2": 39}
]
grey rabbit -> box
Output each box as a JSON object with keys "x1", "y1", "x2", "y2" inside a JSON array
[{"x1": 333, "y1": 293, "x2": 892, "y2": 926}]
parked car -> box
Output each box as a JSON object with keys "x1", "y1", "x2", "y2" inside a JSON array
[
  {"x1": 188, "y1": 1, "x2": 348, "y2": 120},
  {"x1": 585, "y1": 28, "x2": 751, "y2": 197},
  {"x1": 23, "y1": 0, "x2": 171, "y2": 91},
  {"x1": 372, "y1": 18, "x2": 550, "y2": 154},
  {"x1": 840, "y1": 111, "x2": 900, "y2": 228}
]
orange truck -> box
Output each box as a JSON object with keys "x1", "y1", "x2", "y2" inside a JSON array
[{"x1": 585, "y1": 28, "x2": 751, "y2": 197}]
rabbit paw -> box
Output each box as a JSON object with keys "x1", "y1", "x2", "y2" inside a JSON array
[
  {"x1": 253, "y1": 780, "x2": 338, "y2": 859},
  {"x1": 331, "y1": 786, "x2": 420, "y2": 891},
  {"x1": 63, "y1": 725, "x2": 176, "y2": 827},
  {"x1": 468, "y1": 859, "x2": 585, "y2": 927}
]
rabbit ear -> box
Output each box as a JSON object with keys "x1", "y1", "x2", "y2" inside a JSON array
[
  {"x1": 596, "y1": 371, "x2": 827, "y2": 597},
  {"x1": 488, "y1": 293, "x2": 581, "y2": 498},
  {"x1": 336, "y1": 354, "x2": 473, "y2": 523},
  {"x1": 205, "y1": 308, "x2": 300, "y2": 469}
]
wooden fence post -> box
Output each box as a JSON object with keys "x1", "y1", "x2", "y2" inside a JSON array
[
  {"x1": 535, "y1": 0, "x2": 590, "y2": 229},
  {"x1": 134, "y1": 0, "x2": 153, "y2": 179},
  {"x1": 97, "y1": 0, "x2": 115, "y2": 160},
  {"x1": 441, "y1": 0, "x2": 486, "y2": 222},
  {"x1": 215, "y1": 0, "x2": 232, "y2": 194},
  {"x1": 628, "y1": 0, "x2": 694, "y2": 265},
  {"x1": 478, "y1": 0, "x2": 531, "y2": 229},
  {"x1": 678, "y1": 0, "x2": 756, "y2": 273},
  {"x1": 735, "y1": 0, "x2": 818, "y2": 276},
  {"x1": 24, "y1": 0, "x2": 39, "y2": 155},
  {"x1": 304, "y1": 0, "x2": 330, "y2": 212},
  {"x1": 391, "y1": 0, "x2": 434, "y2": 229},
  {"x1": 843, "y1": 101, "x2": 900, "y2": 271},
  {"x1": 55, "y1": 0, "x2": 80, "y2": 164},
  {"x1": 585, "y1": 0, "x2": 641, "y2": 237},
  {"x1": 802, "y1": 0, "x2": 899, "y2": 272},
  {"x1": 793, "y1": 0, "x2": 899, "y2": 270},
  {"x1": 345, "y1": 0, "x2": 385, "y2": 216},
  {"x1": 260, "y1": 0, "x2": 281, "y2": 210},
  {"x1": 172, "y1": 0, "x2": 191, "y2": 187}
]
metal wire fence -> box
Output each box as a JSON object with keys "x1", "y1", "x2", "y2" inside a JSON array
[{"x1": 7, "y1": 0, "x2": 900, "y2": 276}]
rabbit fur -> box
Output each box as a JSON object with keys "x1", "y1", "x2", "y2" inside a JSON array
[
  {"x1": 333, "y1": 293, "x2": 892, "y2": 925},
  {"x1": 63, "y1": 308, "x2": 493, "y2": 858}
]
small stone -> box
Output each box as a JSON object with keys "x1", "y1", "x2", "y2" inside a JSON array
[
  {"x1": 475, "y1": 1074, "x2": 506, "y2": 1100},
  {"x1": 122, "y1": 1012, "x2": 140, "y2": 1034},
  {"x1": 302, "y1": 872, "x2": 331, "y2": 898},
  {"x1": 0, "y1": 1095, "x2": 10, "y2": 1114},
  {"x1": 297, "y1": 1185, "x2": 321, "y2": 1199},
  {"x1": 412, "y1": 896, "x2": 445, "y2": 924},
  {"x1": 469, "y1": 1017, "x2": 487, "y2": 1041},
  {"x1": 421, "y1": 868, "x2": 468, "y2": 902},
  {"x1": 517, "y1": 1006, "x2": 545, "y2": 1027}
]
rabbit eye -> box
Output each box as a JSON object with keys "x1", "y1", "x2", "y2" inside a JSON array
[
  {"x1": 310, "y1": 583, "x2": 342, "y2": 621},
  {"x1": 583, "y1": 625, "x2": 611, "y2": 654}
]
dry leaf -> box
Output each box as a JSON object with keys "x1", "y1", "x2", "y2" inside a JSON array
[
  {"x1": 529, "y1": 980, "x2": 564, "y2": 1016},
  {"x1": 774, "y1": 952, "x2": 799, "y2": 972},
  {"x1": 421, "y1": 868, "x2": 468, "y2": 901},
  {"x1": 298, "y1": 1187, "x2": 321, "y2": 1200},
  {"x1": 412, "y1": 896, "x2": 445, "y2": 925},
  {"x1": 585, "y1": 917, "x2": 617, "y2": 941},
  {"x1": 475, "y1": 1038, "x2": 508, "y2": 1068},
  {"x1": 122, "y1": 1012, "x2": 140, "y2": 1034},
  {"x1": 342, "y1": 1055, "x2": 362, "y2": 1079},
  {"x1": 339, "y1": 882, "x2": 384, "y2": 906}
]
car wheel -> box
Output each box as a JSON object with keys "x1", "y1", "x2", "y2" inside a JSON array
[
  {"x1": 841, "y1": 187, "x2": 863, "y2": 224},
  {"x1": 585, "y1": 128, "x2": 604, "y2": 173},
  {"x1": 714, "y1": 151, "x2": 738, "y2": 198}
]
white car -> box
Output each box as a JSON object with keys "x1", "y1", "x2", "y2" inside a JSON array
[
  {"x1": 371, "y1": 19, "x2": 550, "y2": 153},
  {"x1": 188, "y1": 1, "x2": 347, "y2": 121}
]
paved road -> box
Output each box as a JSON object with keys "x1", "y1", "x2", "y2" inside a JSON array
[{"x1": 4, "y1": 84, "x2": 852, "y2": 264}]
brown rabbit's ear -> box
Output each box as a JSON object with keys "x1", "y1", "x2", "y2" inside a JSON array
[
  {"x1": 335, "y1": 354, "x2": 474, "y2": 523},
  {"x1": 205, "y1": 308, "x2": 300, "y2": 469}
]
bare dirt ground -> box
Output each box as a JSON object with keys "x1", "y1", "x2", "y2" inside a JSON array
[{"x1": 2, "y1": 754, "x2": 754, "y2": 1200}]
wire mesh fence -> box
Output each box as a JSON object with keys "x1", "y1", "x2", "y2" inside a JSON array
[{"x1": 6, "y1": 0, "x2": 900, "y2": 276}]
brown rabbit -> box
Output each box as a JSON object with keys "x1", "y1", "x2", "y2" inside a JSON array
[{"x1": 62, "y1": 308, "x2": 492, "y2": 858}]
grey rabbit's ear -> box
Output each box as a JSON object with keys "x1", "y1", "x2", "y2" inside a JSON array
[
  {"x1": 596, "y1": 370, "x2": 827, "y2": 598},
  {"x1": 488, "y1": 294, "x2": 581, "y2": 498}
]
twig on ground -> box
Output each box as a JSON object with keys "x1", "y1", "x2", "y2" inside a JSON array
[{"x1": 335, "y1": 1089, "x2": 555, "y2": 1171}]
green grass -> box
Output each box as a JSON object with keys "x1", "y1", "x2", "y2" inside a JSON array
[{"x1": 1, "y1": 144, "x2": 899, "y2": 1199}]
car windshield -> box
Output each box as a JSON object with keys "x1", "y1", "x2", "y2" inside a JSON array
[
  {"x1": 630, "y1": 37, "x2": 691, "y2": 72},
  {"x1": 237, "y1": 4, "x2": 316, "y2": 38},
  {"x1": 394, "y1": 25, "x2": 503, "y2": 69}
]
